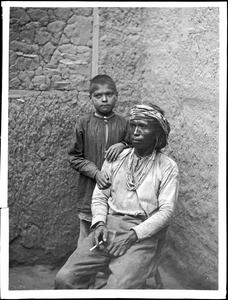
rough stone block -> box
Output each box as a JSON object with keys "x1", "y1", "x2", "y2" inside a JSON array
[
  {"x1": 9, "y1": 77, "x2": 21, "y2": 89},
  {"x1": 10, "y1": 7, "x2": 31, "y2": 25},
  {"x1": 40, "y1": 84, "x2": 48, "y2": 91},
  {"x1": 58, "y1": 44, "x2": 77, "y2": 55},
  {"x1": 71, "y1": 7, "x2": 93, "y2": 17},
  {"x1": 10, "y1": 40, "x2": 37, "y2": 54},
  {"x1": 32, "y1": 75, "x2": 46, "y2": 86},
  {"x1": 52, "y1": 75, "x2": 62, "y2": 82},
  {"x1": 26, "y1": 70, "x2": 35, "y2": 79},
  {"x1": 43, "y1": 68, "x2": 60, "y2": 77},
  {"x1": 35, "y1": 29, "x2": 52, "y2": 46},
  {"x1": 40, "y1": 42, "x2": 55, "y2": 63},
  {"x1": 77, "y1": 45, "x2": 91, "y2": 53},
  {"x1": 53, "y1": 81, "x2": 70, "y2": 90},
  {"x1": 9, "y1": 51, "x2": 17, "y2": 65},
  {"x1": 20, "y1": 24, "x2": 36, "y2": 44},
  {"x1": 64, "y1": 16, "x2": 92, "y2": 45},
  {"x1": 53, "y1": 8, "x2": 73, "y2": 21},
  {"x1": 59, "y1": 34, "x2": 70, "y2": 45},
  {"x1": 27, "y1": 8, "x2": 49, "y2": 25},
  {"x1": 47, "y1": 21, "x2": 66, "y2": 33}
]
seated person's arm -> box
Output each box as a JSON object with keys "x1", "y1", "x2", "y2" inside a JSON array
[{"x1": 132, "y1": 163, "x2": 179, "y2": 241}]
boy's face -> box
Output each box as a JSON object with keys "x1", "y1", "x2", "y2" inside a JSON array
[{"x1": 91, "y1": 83, "x2": 118, "y2": 116}]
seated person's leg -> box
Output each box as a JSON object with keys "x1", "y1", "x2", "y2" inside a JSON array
[
  {"x1": 103, "y1": 236, "x2": 158, "y2": 289},
  {"x1": 54, "y1": 233, "x2": 111, "y2": 289}
]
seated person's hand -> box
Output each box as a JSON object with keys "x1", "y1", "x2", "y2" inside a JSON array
[
  {"x1": 91, "y1": 222, "x2": 108, "y2": 252},
  {"x1": 105, "y1": 142, "x2": 126, "y2": 162},
  {"x1": 106, "y1": 230, "x2": 138, "y2": 257},
  {"x1": 95, "y1": 170, "x2": 111, "y2": 190}
]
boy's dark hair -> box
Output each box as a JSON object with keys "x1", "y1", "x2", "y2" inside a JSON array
[{"x1": 89, "y1": 74, "x2": 118, "y2": 96}]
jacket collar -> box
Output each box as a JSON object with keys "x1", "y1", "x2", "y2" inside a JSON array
[{"x1": 94, "y1": 111, "x2": 115, "y2": 120}]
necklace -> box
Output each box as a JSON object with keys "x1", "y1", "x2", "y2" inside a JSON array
[{"x1": 126, "y1": 148, "x2": 156, "y2": 191}]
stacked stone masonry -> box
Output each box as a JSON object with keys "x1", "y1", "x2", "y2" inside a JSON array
[{"x1": 9, "y1": 7, "x2": 93, "y2": 91}]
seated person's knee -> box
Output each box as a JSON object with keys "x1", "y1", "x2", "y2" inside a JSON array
[{"x1": 54, "y1": 268, "x2": 70, "y2": 289}]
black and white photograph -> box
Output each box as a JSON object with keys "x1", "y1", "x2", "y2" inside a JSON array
[{"x1": 0, "y1": 1, "x2": 227, "y2": 299}]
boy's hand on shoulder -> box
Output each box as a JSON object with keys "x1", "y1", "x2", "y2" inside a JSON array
[
  {"x1": 95, "y1": 170, "x2": 111, "y2": 190},
  {"x1": 105, "y1": 142, "x2": 126, "y2": 162}
]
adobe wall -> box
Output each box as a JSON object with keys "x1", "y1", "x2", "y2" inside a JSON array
[
  {"x1": 142, "y1": 7, "x2": 219, "y2": 290},
  {"x1": 8, "y1": 6, "x2": 219, "y2": 289}
]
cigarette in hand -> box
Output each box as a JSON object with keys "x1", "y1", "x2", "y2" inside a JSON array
[{"x1": 90, "y1": 241, "x2": 104, "y2": 251}]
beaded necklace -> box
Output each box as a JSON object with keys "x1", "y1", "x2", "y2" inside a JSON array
[{"x1": 126, "y1": 148, "x2": 156, "y2": 191}]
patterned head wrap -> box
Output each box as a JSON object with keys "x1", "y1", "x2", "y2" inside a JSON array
[{"x1": 129, "y1": 104, "x2": 170, "y2": 139}]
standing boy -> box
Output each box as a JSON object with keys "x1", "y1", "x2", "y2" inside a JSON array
[{"x1": 68, "y1": 74, "x2": 129, "y2": 244}]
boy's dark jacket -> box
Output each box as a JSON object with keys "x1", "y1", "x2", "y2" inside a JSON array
[{"x1": 68, "y1": 112, "x2": 129, "y2": 213}]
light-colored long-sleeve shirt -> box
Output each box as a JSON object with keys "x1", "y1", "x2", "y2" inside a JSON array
[{"x1": 91, "y1": 148, "x2": 179, "y2": 240}]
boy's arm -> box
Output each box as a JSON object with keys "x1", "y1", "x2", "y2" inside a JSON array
[
  {"x1": 68, "y1": 120, "x2": 99, "y2": 179},
  {"x1": 105, "y1": 142, "x2": 127, "y2": 162},
  {"x1": 105, "y1": 120, "x2": 131, "y2": 162},
  {"x1": 91, "y1": 160, "x2": 112, "y2": 227}
]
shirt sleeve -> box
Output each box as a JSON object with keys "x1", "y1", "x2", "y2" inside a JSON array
[
  {"x1": 91, "y1": 160, "x2": 112, "y2": 227},
  {"x1": 132, "y1": 162, "x2": 179, "y2": 240},
  {"x1": 68, "y1": 119, "x2": 99, "y2": 179}
]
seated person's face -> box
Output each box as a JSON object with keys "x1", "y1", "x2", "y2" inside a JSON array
[
  {"x1": 129, "y1": 119, "x2": 158, "y2": 150},
  {"x1": 91, "y1": 83, "x2": 117, "y2": 116}
]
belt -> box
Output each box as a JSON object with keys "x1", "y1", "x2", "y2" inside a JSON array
[{"x1": 110, "y1": 213, "x2": 147, "y2": 222}]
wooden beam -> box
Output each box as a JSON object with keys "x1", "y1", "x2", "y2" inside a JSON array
[{"x1": 92, "y1": 7, "x2": 99, "y2": 77}]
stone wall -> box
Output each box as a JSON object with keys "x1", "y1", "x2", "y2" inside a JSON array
[
  {"x1": 9, "y1": 7, "x2": 93, "y2": 92},
  {"x1": 8, "y1": 6, "x2": 219, "y2": 289},
  {"x1": 8, "y1": 6, "x2": 95, "y2": 266}
]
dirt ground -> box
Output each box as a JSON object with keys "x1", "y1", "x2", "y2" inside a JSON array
[{"x1": 8, "y1": 264, "x2": 185, "y2": 290}]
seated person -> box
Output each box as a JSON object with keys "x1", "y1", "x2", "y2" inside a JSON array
[{"x1": 55, "y1": 103, "x2": 179, "y2": 289}]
